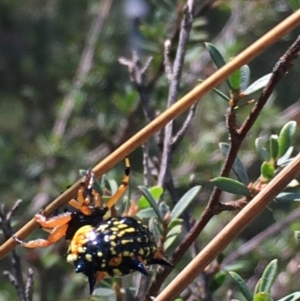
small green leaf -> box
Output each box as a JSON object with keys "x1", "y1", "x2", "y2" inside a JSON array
[
  {"x1": 198, "y1": 79, "x2": 230, "y2": 101},
  {"x1": 210, "y1": 177, "x2": 251, "y2": 196},
  {"x1": 107, "y1": 179, "x2": 118, "y2": 195},
  {"x1": 253, "y1": 292, "x2": 270, "y2": 301},
  {"x1": 170, "y1": 186, "x2": 201, "y2": 220},
  {"x1": 294, "y1": 231, "x2": 300, "y2": 247},
  {"x1": 205, "y1": 43, "x2": 231, "y2": 88},
  {"x1": 240, "y1": 65, "x2": 251, "y2": 91},
  {"x1": 243, "y1": 74, "x2": 272, "y2": 96},
  {"x1": 219, "y1": 143, "x2": 249, "y2": 185},
  {"x1": 229, "y1": 271, "x2": 253, "y2": 301},
  {"x1": 277, "y1": 147, "x2": 294, "y2": 166},
  {"x1": 159, "y1": 202, "x2": 170, "y2": 219},
  {"x1": 261, "y1": 162, "x2": 275, "y2": 180},
  {"x1": 205, "y1": 43, "x2": 227, "y2": 69},
  {"x1": 210, "y1": 271, "x2": 226, "y2": 292},
  {"x1": 260, "y1": 259, "x2": 277, "y2": 293},
  {"x1": 254, "y1": 278, "x2": 262, "y2": 295},
  {"x1": 212, "y1": 87, "x2": 230, "y2": 101},
  {"x1": 136, "y1": 208, "x2": 156, "y2": 219},
  {"x1": 255, "y1": 138, "x2": 270, "y2": 162},
  {"x1": 278, "y1": 292, "x2": 300, "y2": 301},
  {"x1": 149, "y1": 216, "x2": 162, "y2": 239},
  {"x1": 275, "y1": 192, "x2": 300, "y2": 202},
  {"x1": 278, "y1": 121, "x2": 297, "y2": 158},
  {"x1": 138, "y1": 186, "x2": 163, "y2": 223},
  {"x1": 269, "y1": 135, "x2": 279, "y2": 161},
  {"x1": 289, "y1": 0, "x2": 300, "y2": 11},
  {"x1": 229, "y1": 68, "x2": 241, "y2": 91},
  {"x1": 137, "y1": 186, "x2": 163, "y2": 209},
  {"x1": 168, "y1": 218, "x2": 183, "y2": 229},
  {"x1": 166, "y1": 224, "x2": 182, "y2": 239},
  {"x1": 164, "y1": 224, "x2": 182, "y2": 250}
]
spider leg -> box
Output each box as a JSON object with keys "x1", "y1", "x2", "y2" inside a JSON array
[
  {"x1": 148, "y1": 251, "x2": 173, "y2": 267},
  {"x1": 69, "y1": 170, "x2": 95, "y2": 215},
  {"x1": 13, "y1": 223, "x2": 69, "y2": 248},
  {"x1": 105, "y1": 158, "x2": 130, "y2": 209},
  {"x1": 34, "y1": 212, "x2": 72, "y2": 228},
  {"x1": 91, "y1": 189, "x2": 101, "y2": 208}
]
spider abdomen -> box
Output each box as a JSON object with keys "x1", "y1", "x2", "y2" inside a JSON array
[{"x1": 66, "y1": 216, "x2": 171, "y2": 293}]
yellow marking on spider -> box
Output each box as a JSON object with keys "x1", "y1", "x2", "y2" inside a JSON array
[
  {"x1": 67, "y1": 253, "x2": 78, "y2": 262},
  {"x1": 113, "y1": 269, "x2": 123, "y2": 276},
  {"x1": 110, "y1": 248, "x2": 117, "y2": 255},
  {"x1": 121, "y1": 239, "x2": 133, "y2": 245},
  {"x1": 124, "y1": 227, "x2": 135, "y2": 233},
  {"x1": 110, "y1": 227, "x2": 119, "y2": 232},
  {"x1": 117, "y1": 224, "x2": 128, "y2": 229},
  {"x1": 109, "y1": 235, "x2": 116, "y2": 241},
  {"x1": 85, "y1": 254, "x2": 92, "y2": 262}
]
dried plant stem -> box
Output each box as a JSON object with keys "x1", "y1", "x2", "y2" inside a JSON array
[
  {"x1": 223, "y1": 207, "x2": 300, "y2": 265},
  {"x1": 154, "y1": 152, "x2": 300, "y2": 301},
  {"x1": 52, "y1": 0, "x2": 112, "y2": 138},
  {"x1": 1, "y1": 9, "x2": 300, "y2": 259}
]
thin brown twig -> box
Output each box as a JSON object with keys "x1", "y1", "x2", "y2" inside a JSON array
[
  {"x1": 148, "y1": 0, "x2": 218, "y2": 89},
  {"x1": 158, "y1": 0, "x2": 195, "y2": 187},
  {"x1": 52, "y1": 0, "x2": 112, "y2": 139},
  {"x1": 1, "y1": 200, "x2": 27, "y2": 301},
  {"x1": 171, "y1": 103, "x2": 197, "y2": 151},
  {"x1": 223, "y1": 207, "x2": 300, "y2": 265},
  {"x1": 164, "y1": 39, "x2": 173, "y2": 82},
  {"x1": 146, "y1": 33, "x2": 300, "y2": 301},
  {"x1": 142, "y1": 141, "x2": 151, "y2": 187},
  {"x1": 25, "y1": 268, "x2": 34, "y2": 301},
  {"x1": 119, "y1": 53, "x2": 155, "y2": 123}
]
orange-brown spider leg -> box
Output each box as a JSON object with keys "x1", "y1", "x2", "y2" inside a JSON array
[
  {"x1": 92, "y1": 189, "x2": 101, "y2": 208},
  {"x1": 34, "y1": 212, "x2": 72, "y2": 228},
  {"x1": 105, "y1": 157, "x2": 130, "y2": 209},
  {"x1": 69, "y1": 170, "x2": 96, "y2": 215},
  {"x1": 13, "y1": 223, "x2": 69, "y2": 248}
]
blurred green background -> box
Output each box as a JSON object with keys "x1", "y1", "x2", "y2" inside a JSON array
[{"x1": 0, "y1": 0, "x2": 300, "y2": 300}]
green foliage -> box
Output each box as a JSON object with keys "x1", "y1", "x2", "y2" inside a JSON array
[
  {"x1": 170, "y1": 185, "x2": 201, "y2": 220},
  {"x1": 138, "y1": 186, "x2": 163, "y2": 209},
  {"x1": 229, "y1": 271, "x2": 253, "y2": 301},
  {"x1": 255, "y1": 138, "x2": 271, "y2": 162},
  {"x1": 219, "y1": 143, "x2": 249, "y2": 185},
  {"x1": 242, "y1": 74, "x2": 272, "y2": 96},
  {"x1": 278, "y1": 121, "x2": 297, "y2": 158},
  {"x1": 289, "y1": 0, "x2": 300, "y2": 11},
  {"x1": 210, "y1": 177, "x2": 251, "y2": 196},
  {"x1": 138, "y1": 185, "x2": 164, "y2": 223},
  {"x1": 205, "y1": 43, "x2": 272, "y2": 101},
  {"x1": 230, "y1": 260, "x2": 299, "y2": 301}
]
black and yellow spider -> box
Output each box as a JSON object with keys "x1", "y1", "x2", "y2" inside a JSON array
[{"x1": 13, "y1": 158, "x2": 172, "y2": 293}]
